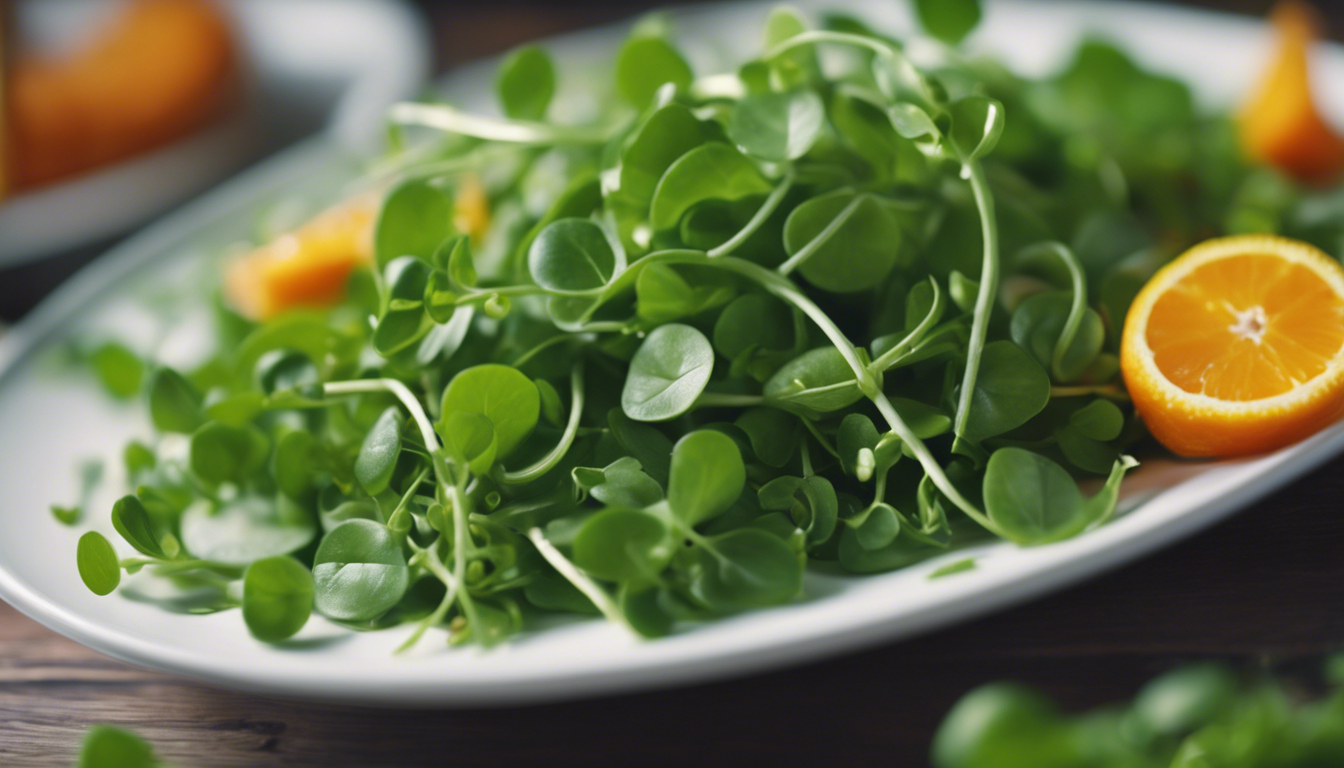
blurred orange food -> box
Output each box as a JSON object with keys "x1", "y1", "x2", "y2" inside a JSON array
[
  {"x1": 225, "y1": 195, "x2": 379, "y2": 322},
  {"x1": 1239, "y1": 1, "x2": 1344, "y2": 185},
  {"x1": 3, "y1": 0, "x2": 238, "y2": 193}
]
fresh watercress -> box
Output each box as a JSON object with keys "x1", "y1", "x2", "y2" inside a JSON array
[{"x1": 77, "y1": 0, "x2": 1293, "y2": 650}]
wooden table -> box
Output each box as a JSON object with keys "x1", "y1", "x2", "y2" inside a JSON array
[{"x1": 2, "y1": 451, "x2": 1341, "y2": 766}]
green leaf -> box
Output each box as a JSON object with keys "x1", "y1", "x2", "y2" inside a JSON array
[
  {"x1": 667, "y1": 430, "x2": 746, "y2": 526},
  {"x1": 242, "y1": 556, "x2": 314, "y2": 642},
  {"x1": 77, "y1": 532, "x2": 121, "y2": 596},
  {"x1": 608, "y1": 409, "x2": 673, "y2": 486},
  {"x1": 838, "y1": 413, "x2": 880, "y2": 479},
  {"x1": 440, "y1": 364, "x2": 540, "y2": 460},
  {"x1": 888, "y1": 102, "x2": 940, "y2": 142},
  {"x1": 77, "y1": 725, "x2": 159, "y2": 768},
  {"x1": 614, "y1": 35, "x2": 693, "y2": 107},
  {"x1": 784, "y1": 190, "x2": 906, "y2": 293},
  {"x1": 573, "y1": 507, "x2": 674, "y2": 582},
  {"x1": 758, "y1": 474, "x2": 837, "y2": 547},
  {"x1": 496, "y1": 45, "x2": 555, "y2": 120},
  {"x1": 273, "y1": 430, "x2": 320, "y2": 500},
  {"x1": 91, "y1": 342, "x2": 144, "y2": 399},
  {"x1": 764, "y1": 346, "x2": 862, "y2": 412},
  {"x1": 1009, "y1": 292, "x2": 1105, "y2": 383},
  {"x1": 355, "y1": 407, "x2": 404, "y2": 495},
  {"x1": 690, "y1": 529, "x2": 802, "y2": 611},
  {"x1": 914, "y1": 0, "x2": 982, "y2": 45},
  {"x1": 374, "y1": 257, "x2": 434, "y2": 355},
  {"x1": 1069, "y1": 400, "x2": 1125, "y2": 441},
  {"x1": 649, "y1": 143, "x2": 771, "y2": 232},
  {"x1": 312, "y1": 519, "x2": 410, "y2": 621},
  {"x1": 621, "y1": 324, "x2": 714, "y2": 422},
  {"x1": 983, "y1": 448, "x2": 1088, "y2": 544},
  {"x1": 528, "y1": 218, "x2": 619, "y2": 293},
  {"x1": 851, "y1": 504, "x2": 900, "y2": 551},
  {"x1": 180, "y1": 497, "x2": 316, "y2": 566},
  {"x1": 445, "y1": 235, "x2": 477, "y2": 291},
  {"x1": 375, "y1": 179, "x2": 455, "y2": 267},
  {"x1": 442, "y1": 411, "x2": 498, "y2": 476},
  {"x1": 635, "y1": 263, "x2": 734, "y2": 323},
  {"x1": 961, "y1": 341, "x2": 1051, "y2": 443},
  {"x1": 147, "y1": 368, "x2": 203, "y2": 434},
  {"x1": 734, "y1": 407, "x2": 799, "y2": 468},
  {"x1": 728, "y1": 89, "x2": 825, "y2": 162},
  {"x1": 189, "y1": 422, "x2": 271, "y2": 486},
  {"x1": 589, "y1": 457, "x2": 664, "y2": 508},
  {"x1": 949, "y1": 96, "x2": 1004, "y2": 163},
  {"x1": 617, "y1": 104, "x2": 710, "y2": 206},
  {"x1": 111, "y1": 495, "x2": 166, "y2": 559}
]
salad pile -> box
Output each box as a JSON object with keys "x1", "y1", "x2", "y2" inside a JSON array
[{"x1": 65, "y1": 1, "x2": 1344, "y2": 646}]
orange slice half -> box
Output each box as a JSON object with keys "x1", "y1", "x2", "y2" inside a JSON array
[{"x1": 1120, "y1": 235, "x2": 1344, "y2": 457}]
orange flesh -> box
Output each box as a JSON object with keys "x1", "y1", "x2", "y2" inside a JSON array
[
  {"x1": 1146, "y1": 254, "x2": 1344, "y2": 400},
  {"x1": 225, "y1": 198, "x2": 376, "y2": 321},
  {"x1": 1239, "y1": 1, "x2": 1344, "y2": 185},
  {"x1": 7, "y1": 0, "x2": 236, "y2": 191}
]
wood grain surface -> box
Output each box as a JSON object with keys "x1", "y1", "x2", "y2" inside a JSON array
[{"x1": 2, "y1": 449, "x2": 1341, "y2": 767}]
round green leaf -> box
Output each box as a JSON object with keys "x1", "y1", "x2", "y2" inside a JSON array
[
  {"x1": 667, "y1": 430, "x2": 746, "y2": 526},
  {"x1": 614, "y1": 35, "x2": 693, "y2": 107},
  {"x1": 77, "y1": 725, "x2": 158, "y2": 768},
  {"x1": 91, "y1": 342, "x2": 144, "y2": 399},
  {"x1": 180, "y1": 497, "x2": 316, "y2": 566},
  {"x1": 111, "y1": 495, "x2": 166, "y2": 559},
  {"x1": 355, "y1": 407, "x2": 404, "y2": 495},
  {"x1": 961, "y1": 341, "x2": 1051, "y2": 443},
  {"x1": 618, "y1": 104, "x2": 709, "y2": 206},
  {"x1": 728, "y1": 90, "x2": 825, "y2": 162},
  {"x1": 528, "y1": 218, "x2": 619, "y2": 294},
  {"x1": 496, "y1": 45, "x2": 555, "y2": 120},
  {"x1": 440, "y1": 364, "x2": 540, "y2": 460},
  {"x1": 764, "y1": 346, "x2": 863, "y2": 412},
  {"x1": 784, "y1": 191, "x2": 905, "y2": 293},
  {"x1": 949, "y1": 95, "x2": 1005, "y2": 163},
  {"x1": 189, "y1": 422, "x2": 271, "y2": 486},
  {"x1": 147, "y1": 368, "x2": 202, "y2": 434},
  {"x1": 621, "y1": 324, "x2": 714, "y2": 422},
  {"x1": 573, "y1": 507, "x2": 674, "y2": 582},
  {"x1": 77, "y1": 532, "x2": 121, "y2": 596},
  {"x1": 312, "y1": 519, "x2": 409, "y2": 622},
  {"x1": 983, "y1": 448, "x2": 1087, "y2": 545},
  {"x1": 649, "y1": 143, "x2": 771, "y2": 232},
  {"x1": 689, "y1": 529, "x2": 802, "y2": 611},
  {"x1": 242, "y1": 556, "x2": 314, "y2": 642},
  {"x1": 375, "y1": 178, "x2": 455, "y2": 267}
]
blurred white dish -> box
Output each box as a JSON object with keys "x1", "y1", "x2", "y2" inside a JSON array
[
  {"x1": 0, "y1": 0, "x2": 429, "y2": 266},
  {"x1": 0, "y1": 0, "x2": 1336, "y2": 707}
]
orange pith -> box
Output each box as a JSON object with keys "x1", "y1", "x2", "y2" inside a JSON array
[{"x1": 1120, "y1": 235, "x2": 1344, "y2": 457}]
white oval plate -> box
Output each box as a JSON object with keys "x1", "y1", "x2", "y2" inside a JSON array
[{"x1": 0, "y1": 0, "x2": 1340, "y2": 707}]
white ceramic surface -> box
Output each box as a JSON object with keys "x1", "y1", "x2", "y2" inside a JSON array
[
  {"x1": 0, "y1": 0, "x2": 429, "y2": 266},
  {"x1": 0, "y1": 0, "x2": 1339, "y2": 707}
]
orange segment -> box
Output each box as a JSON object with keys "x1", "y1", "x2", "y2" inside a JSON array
[
  {"x1": 225, "y1": 195, "x2": 377, "y2": 321},
  {"x1": 1120, "y1": 235, "x2": 1344, "y2": 457},
  {"x1": 1238, "y1": 1, "x2": 1344, "y2": 185}
]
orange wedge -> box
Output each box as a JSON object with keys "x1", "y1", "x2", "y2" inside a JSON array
[
  {"x1": 1238, "y1": 1, "x2": 1344, "y2": 185},
  {"x1": 225, "y1": 194, "x2": 378, "y2": 321},
  {"x1": 1120, "y1": 235, "x2": 1344, "y2": 457}
]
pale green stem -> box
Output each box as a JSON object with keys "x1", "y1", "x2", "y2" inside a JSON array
[
  {"x1": 497, "y1": 364, "x2": 585, "y2": 484},
  {"x1": 951, "y1": 162, "x2": 1001, "y2": 440},
  {"x1": 868, "y1": 277, "x2": 944, "y2": 374},
  {"x1": 776, "y1": 194, "x2": 867, "y2": 276},
  {"x1": 708, "y1": 170, "x2": 796, "y2": 258},
  {"x1": 526, "y1": 528, "x2": 636, "y2": 636},
  {"x1": 397, "y1": 538, "x2": 461, "y2": 653},
  {"x1": 693, "y1": 393, "x2": 766, "y2": 408},
  {"x1": 390, "y1": 102, "x2": 617, "y2": 145},
  {"x1": 1017, "y1": 241, "x2": 1088, "y2": 382}
]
